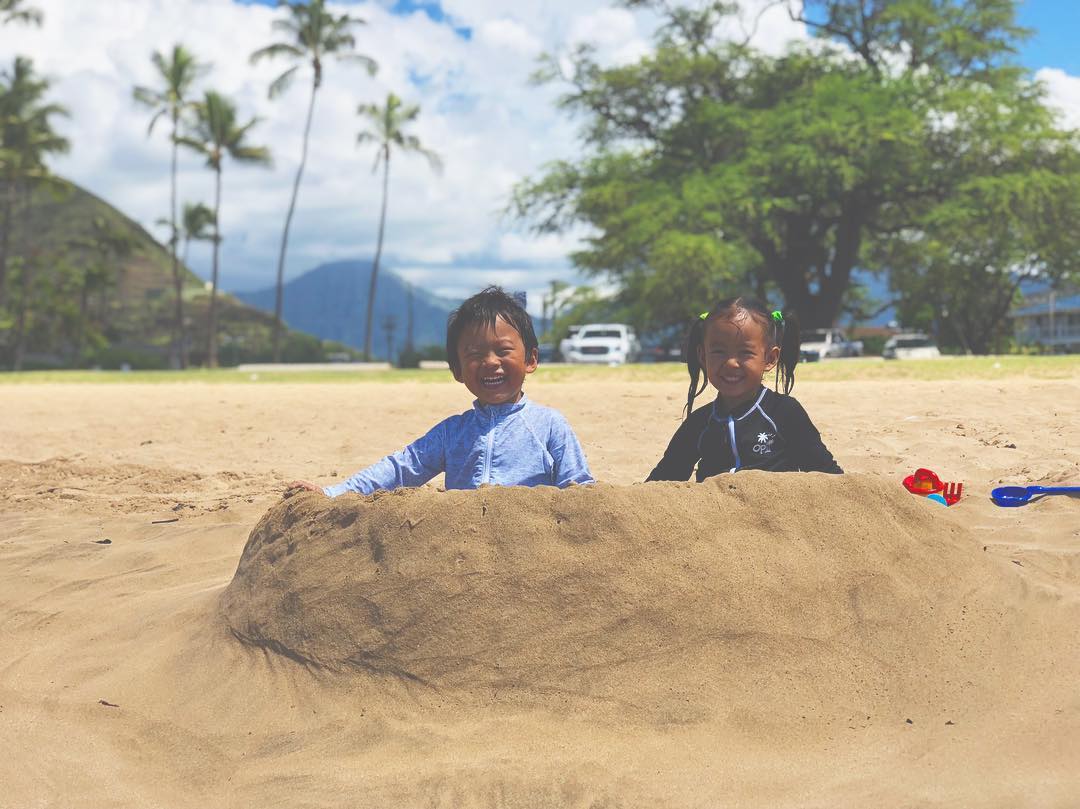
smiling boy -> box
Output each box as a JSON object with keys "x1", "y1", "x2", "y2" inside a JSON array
[{"x1": 289, "y1": 286, "x2": 593, "y2": 497}]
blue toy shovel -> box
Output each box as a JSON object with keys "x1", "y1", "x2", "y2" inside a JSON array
[{"x1": 991, "y1": 485, "x2": 1080, "y2": 507}]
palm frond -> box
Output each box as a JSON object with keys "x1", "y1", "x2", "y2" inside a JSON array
[
  {"x1": 136, "y1": 45, "x2": 208, "y2": 139},
  {"x1": 2, "y1": 6, "x2": 43, "y2": 26},
  {"x1": 337, "y1": 52, "x2": 378, "y2": 76},
  {"x1": 232, "y1": 145, "x2": 273, "y2": 166},
  {"x1": 355, "y1": 92, "x2": 442, "y2": 177},
  {"x1": 150, "y1": 50, "x2": 169, "y2": 79},
  {"x1": 145, "y1": 108, "x2": 167, "y2": 136},
  {"x1": 250, "y1": 42, "x2": 304, "y2": 65},
  {"x1": 270, "y1": 17, "x2": 302, "y2": 37},
  {"x1": 132, "y1": 85, "x2": 162, "y2": 109},
  {"x1": 174, "y1": 135, "x2": 210, "y2": 161},
  {"x1": 268, "y1": 65, "x2": 300, "y2": 99}
]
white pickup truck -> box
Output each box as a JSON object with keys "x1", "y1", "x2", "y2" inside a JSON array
[
  {"x1": 560, "y1": 323, "x2": 641, "y2": 365},
  {"x1": 800, "y1": 328, "x2": 862, "y2": 361}
]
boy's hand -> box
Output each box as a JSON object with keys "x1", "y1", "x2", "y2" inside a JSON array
[{"x1": 284, "y1": 480, "x2": 325, "y2": 497}]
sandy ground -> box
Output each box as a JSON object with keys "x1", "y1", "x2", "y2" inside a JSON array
[{"x1": 1, "y1": 371, "x2": 1079, "y2": 808}]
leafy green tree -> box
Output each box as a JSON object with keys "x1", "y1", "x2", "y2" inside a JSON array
[
  {"x1": 0, "y1": 0, "x2": 42, "y2": 26},
  {"x1": 133, "y1": 44, "x2": 209, "y2": 369},
  {"x1": 513, "y1": 0, "x2": 1080, "y2": 342},
  {"x1": 549, "y1": 285, "x2": 616, "y2": 343},
  {"x1": 177, "y1": 91, "x2": 271, "y2": 368},
  {"x1": 876, "y1": 138, "x2": 1080, "y2": 352},
  {"x1": 356, "y1": 93, "x2": 441, "y2": 360},
  {"x1": 251, "y1": 0, "x2": 377, "y2": 362},
  {"x1": 66, "y1": 216, "x2": 136, "y2": 362},
  {"x1": 0, "y1": 56, "x2": 67, "y2": 307},
  {"x1": 0, "y1": 56, "x2": 69, "y2": 369}
]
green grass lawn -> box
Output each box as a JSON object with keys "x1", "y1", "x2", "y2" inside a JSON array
[{"x1": 1, "y1": 355, "x2": 1077, "y2": 385}]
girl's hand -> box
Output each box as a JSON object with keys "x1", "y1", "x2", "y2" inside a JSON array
[{"x1": 285, "y1": 480, "x2": 324, "y2": 496}]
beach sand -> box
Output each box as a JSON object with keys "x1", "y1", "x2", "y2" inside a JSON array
[{"x1": 2, "y1": 370, "x2": 1078, "y2": 807}]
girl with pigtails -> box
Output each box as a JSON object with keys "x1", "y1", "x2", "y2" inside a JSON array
[{"x1": 647, "y1": 296, "x2": 842, "y2": 482}]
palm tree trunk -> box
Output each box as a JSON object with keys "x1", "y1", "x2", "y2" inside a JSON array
[
  {"x1": 12, "y1": 183, "x2": 31, "y2": 371},
  {"x1": 0, "y1": 177, "x2": 15, "y2": 308},
  {"x1": 207, "y1": 166, "x2": 222, "y2": 369},
  {"x1": 169, "y1": 110, "x2": 188, "y2": 369},
  {"x1": 271, "y1": 74, "x2": 319, "y2": 363},
  {"x1": 363, "y1": 147, "x2": 390, "y2": 360}
]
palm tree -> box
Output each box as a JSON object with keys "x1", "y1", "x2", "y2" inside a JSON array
[
  {"x1": 251, "y1": 0, "x2": 377, "y2": 362},
  {"x1": 177, "y1": 91, "x2": 270, "y2": 368},
  {"x1": 154, "y1": 200, "x2": 215, "y2": 366},
  {"x1": 0, "y1": 0, "x2": 42, "y2": 26},
  {"x1": 179, "y1": 201, "x2": 216, "y2": 267},
  {"x1": 356, "y1": 93, "x2": 441, "y2": 360},
  {"x1": 0, "y1": 57, "x2": 68, "y2": 370},
  {"x1": 133, "y1": 44, "x2": 208, "y2": 369}
]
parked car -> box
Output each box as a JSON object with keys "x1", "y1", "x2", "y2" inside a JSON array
[
  {"x1": 883, "y1": 333, "x2": 942, "y2": 359},
  {"x1": 561, "y1": 323, "x2": 641, "y2": 365},
  {"x1": 640, "y1": 341, "x2": 683, "y2": 363},
  {"x1": 800, "y1": 328, "x2": 862, "y2": 361},
  {"x1": 556, "y1": 325, "x2": 582, "y2": 361}
]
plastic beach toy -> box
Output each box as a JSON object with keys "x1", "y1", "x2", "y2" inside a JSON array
[
  {"x1": 903, "y1": 468, "x2": 962, "y2": 506},
  {"x1": 903, "y1": 468, "x2": 943, "y2": 496},
  {"x1": 990, "y1": 485, "x2": 1080, "y2": 508}
]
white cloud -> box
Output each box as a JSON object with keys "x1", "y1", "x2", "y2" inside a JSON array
[
  {"x1": 476, "y1": 19, "x2": 543, "y2": 57},
  {"x1": 1037, "y1": 68, "x2": 1080, "y2": 129},
  {"x1": 568, "y1": 7, "x2": 651, "y2": 65}
]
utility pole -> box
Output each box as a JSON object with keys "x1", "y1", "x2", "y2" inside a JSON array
[
  {"x1": 382, "y1": 314, "x2": 397, "y2": 366},
  {"x1": 405, "y1": 283, "x2": 415, "y2": 353}
]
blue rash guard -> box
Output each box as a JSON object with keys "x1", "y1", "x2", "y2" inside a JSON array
[{"x1": 323, "y1": 395, "x2": 594, "y2": 497}]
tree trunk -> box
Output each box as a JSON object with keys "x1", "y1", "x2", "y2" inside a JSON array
[
  {"x1": 207, "y1": 167, "x2": 222, "y2": 369},
  {"x1": 169, "y1": 110, "x2": 188, "y2": 369},
  {"x1": 363, "y1": 147, "x2": 391, "y2": 360},
  {"x1": 271, "y1": 74, "x2": 320, "y2": 363},
  {"x1": 73, "y1": 278, "x2": 89, "y2": 364},
  {"x1": 12, "y1": 184, "x2": 31, "y2": 371},
  {"x1": 0, "y1": 177, "x2": 15, "y2": 308},
  {"x1": 757, "y1": 204, "x2": 863, "y2": 327}
]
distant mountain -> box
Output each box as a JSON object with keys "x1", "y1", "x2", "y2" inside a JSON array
[{"x1": 234, "y1": 261, "x2": 460, "y2": 359}]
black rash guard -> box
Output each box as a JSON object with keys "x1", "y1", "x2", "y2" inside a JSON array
[{"x1": 647, "y1": 386, "x2": 842, "y2": 481}]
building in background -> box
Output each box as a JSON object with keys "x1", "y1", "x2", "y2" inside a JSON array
[{"x1": 1011, "y1": 289, "x2": 1080, "y2": 353}]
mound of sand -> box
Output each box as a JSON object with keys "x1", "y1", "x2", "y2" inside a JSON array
[{"x1": 222, "y1": 473, "x2": 1050, "y2": 724}]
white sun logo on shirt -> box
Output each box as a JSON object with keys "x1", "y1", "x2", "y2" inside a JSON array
[{"x1": 757, "y1": 432, "x2": 770, "y2": 443}]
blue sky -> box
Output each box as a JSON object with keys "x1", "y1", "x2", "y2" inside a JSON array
[{"x1": 1016, "y1": 0, "x2": 1080, "y2": 75}]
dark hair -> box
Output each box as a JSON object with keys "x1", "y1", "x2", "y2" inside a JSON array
[
  {"x1": 683, "y1": 296, "x2": 801, "y2": 416},
  {"x1": 446, "y1": 286, "x2": 538, "y2": 375}
]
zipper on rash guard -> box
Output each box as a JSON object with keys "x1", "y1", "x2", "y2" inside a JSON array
[
  {"x1": 727, "y1": 415, "x2": 740, "y2": 472},
  {"x1": 482, "y1": 409, "x2": 496, "y2": 484}
]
